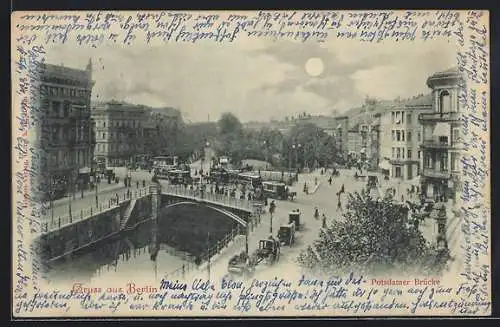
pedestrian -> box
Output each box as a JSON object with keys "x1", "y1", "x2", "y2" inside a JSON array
[
  {"x1": 337, "y1": 195, "x2": 342, "y2": 212},
  {"x1": 328, "y1": 176, "x2": 332, "y2": 185},
  {"x1": 340, "y1": 184, "x2": 345, "y2": 194},
  {"x1": 322, "y1": 214, "x2": 327, "y2": 228},
  {"x1": 314, "y1": 207, "x2": 319, "y2": 220}
]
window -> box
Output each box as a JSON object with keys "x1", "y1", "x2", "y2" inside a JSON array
[
  {"x1": 401, "y1": 112, "x2": 405, "y2": 123},
  {"x1": 425, "y1": 154, "x2": 432, "y2": 168},
  {"x1": 451, "y1": 153, "x2": 459, "y2": 171},
  {"x1": 391, "y1": 112, "x2": 395, "y2": 124},
  {"x1": 395, "y1": 166, "x2": 402, "y2": 178},
  {"x1": 396, "y1": 131, "x2": 401, "y2": 141},
  {"x1": 63, "y1": 101, "x2": 71, "y2": 117},
  {"x1": 397, "y1": 148, "x2": 401, "y2": 159},
  {"x1": 406, "y1": 113, "x2": 412, "y2": 124},
  {"x1": 392, "y1": 147, "x2": 395, "y2": 158},
  {"x1": 395, "y1": 112, "x2": 401, "y2": 124},
  {"x1": 407, "y1": 149, "x2": 412, "y2": 159},
  {"x1": 418, "y1": 150, "x2": 421, "y2": 159},
  {"x1": 52, "y1": 101, "x2": 61, "y2": 115},
  {"x1": 102, "y1": 133, "x2": 105, "y2": 139},
  {"x1": 392, "y1": 130, "x2": 396, "y2": 141},
  {"x1": 402, "y1": 148, "x2": 405, "y2": 159},
  {"x1": 452, "y1": 128, "x2": 460, "y2": 144},
  {"x1": 401, "y1": 131, "x2": 405, "y2": 142},
  {"x1": 439, "y1": 136, "x2": 448, "y2": 145},
  {"x1": 440, "y1": 152, "x2": 448, "y2": 171},
  {"x1": 103, "y1": 122, "x2": 106, "y2": 128},
  {"x1": 439, "y1": 90, "x2": 451, "y2": 113},
  {"x1": 407, "y1": 131, "x2": 412, "y2": 141}
]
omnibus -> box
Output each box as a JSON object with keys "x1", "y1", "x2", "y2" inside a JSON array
[
  {"x1": 209, "y1": 167, "x2": 230, "y2": 184},
  {"x1": 236, "y1": 173, "x2": 262, "y2": 189},
  {"x1": 167, "y1": 169, "x2": 192, "y2": 185},
  {"x1": 155, "y1": 168, "x2": 171, "y2": 180},
  {"x1": 153, "y1": 156, "x2": 178, "y2": 174}
]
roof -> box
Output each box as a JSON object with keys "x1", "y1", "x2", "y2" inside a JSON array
[
  {"x1": 426, "y1": 67, "x2": 463, "y2": 88},
  {"x1": 41, "y1": 63, "x2": 90, "y2": 81},
  {"x1": 404, "y1": 94, "x2": 432, "y2": 107}
]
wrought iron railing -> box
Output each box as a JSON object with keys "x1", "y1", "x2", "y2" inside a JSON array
[
  {"x1": 41, "y1": 187, "x2": 149, "y2": 234},
  {"x1": 418, "y1": 111, "x2": 460, "y2": 122}
]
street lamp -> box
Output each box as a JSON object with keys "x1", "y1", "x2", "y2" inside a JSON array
[
  {"x1": 295, "y1": 143, "x2": 301, "y2": 169},
  {"x1": 263, "y1": 140, "x2": 268, "y2": 165}
]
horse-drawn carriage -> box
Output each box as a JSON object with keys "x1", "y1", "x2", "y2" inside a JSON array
[
  {"x1": 227, "y1": 251, "x2": 255, "y2": 276},
  {"x1": 227, "y1": 237, "x2": 280, "y2": 276},
  {"x1": 289, "y1": 210, "x2": 302, "y2": 230},
  {"x1": 262, "y1": 181, "x2": 296, "y2": 201},
  {"x1": 277, "y1": 222, "x2": 296, "y2": 246}
]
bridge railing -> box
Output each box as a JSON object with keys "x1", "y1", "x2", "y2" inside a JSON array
[
  {"x1": 161, "y1": 184, "x2": 253, "y2": 211},
  {"x1": 40, "y1": 187, "x2": 150, "y2": 234},
  {"x1": 163, "y1": 224, "x2": 244, "y2": 280}
]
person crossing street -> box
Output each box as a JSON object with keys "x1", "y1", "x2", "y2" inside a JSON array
[{"x1": 336, "y1": 192, "x2": 343, "y2": 212}]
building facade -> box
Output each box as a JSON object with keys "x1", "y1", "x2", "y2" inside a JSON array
[
  {"x1": 419, "y1": 68, "x2": 464, "y2": 202},
  {"x1": 39, "y1": 60, "x2": 95, "y2": 199},
  {"x1": 379, "y1": 94, "x2": 433, "y2": 180},
  {"x1": 91, "y1": 101, "x2": 147, "y2": 166},
  {"x1": 334, "y1": 116, "x2": 349, "y2": 161}
]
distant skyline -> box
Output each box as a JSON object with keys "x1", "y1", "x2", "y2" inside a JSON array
[{"x1": 45, "y1": 37, "x2": 458, "y2": 123}]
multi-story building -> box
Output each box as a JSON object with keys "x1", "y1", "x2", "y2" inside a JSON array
[
  {"x1": 39, "y1": 60, "x2": 95, "y2": 199},
  {"x1": 91, "y1": 101, "x2": 147, "y2": 166},
  {"x1": 334, "y1": 116, "x2": 349, "y2": 161},
  {"x1": 419, "y1": 68, "x2": 464, "y2": 202},
  {"x1": 379, "y1": 94, "x2": 433, "y2": 180}
]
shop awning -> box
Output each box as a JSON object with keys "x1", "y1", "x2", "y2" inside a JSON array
[{"x1": 79, "y1": 167, "x2": 91, "y2": 174}]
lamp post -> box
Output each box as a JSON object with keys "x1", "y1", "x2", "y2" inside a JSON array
[
  {"x1": 263, "y1": 140, "x2": 269, "y2": 166},
  {"x1": 290, "y1": 144, "x2": 295, "y2": 172},
  {"x1": 295, "y1": 143, "x2": 301, "y2": 170},
  {"x1": 94, "y1": 162, "x2": 99, "y2": 208}
]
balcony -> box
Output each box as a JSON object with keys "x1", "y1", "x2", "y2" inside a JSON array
[
  {"x1": 389, "y1": 158, "x2": 419, "y2": 165},
  {"x1": 420, "y1": 139, "x2": 463, "y2": 150},
  {"x1": 422, "y1": 168, "x2": 451, "y2": 179},
  {"x1": 418, "y1": 111, "x2": 460, "y2": 123}
]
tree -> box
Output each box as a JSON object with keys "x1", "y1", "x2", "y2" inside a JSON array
[
  {"x1": 218, "y1": 112, "x2": 243, "y2": 135},
  {"x1": 297, "y1": 193, "x2": 449, "y2": 276},
  {"x1": 283, "y1": 122, "x2": 337, "y2": 169}
]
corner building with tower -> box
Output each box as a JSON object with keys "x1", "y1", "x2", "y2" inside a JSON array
[{"x1": 418, "y1": 68, "x2": 464, "y2": 203}]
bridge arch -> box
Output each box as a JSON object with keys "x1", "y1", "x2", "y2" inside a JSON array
[{"x1": 162, "y1": 201, "x2": 247, "y2": 227}]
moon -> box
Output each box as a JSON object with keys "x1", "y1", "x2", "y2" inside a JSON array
[{"x1": 305, "y1": 57, "x2": 325, "y2": 77}]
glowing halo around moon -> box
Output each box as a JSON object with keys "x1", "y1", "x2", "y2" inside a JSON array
[{"x1": 305, "y1": 57, "x2": 325, "y2": 77}]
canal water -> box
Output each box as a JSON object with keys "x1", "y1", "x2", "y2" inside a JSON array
[{"x1": 43, "y1": 219, "x2": 190, "y2": 285}]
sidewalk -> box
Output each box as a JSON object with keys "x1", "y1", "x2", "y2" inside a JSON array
[{"x1": 52, "y1": 182, "x2": 125, "y2": 207}]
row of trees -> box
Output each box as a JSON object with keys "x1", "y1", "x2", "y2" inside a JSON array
[
  {"x1": 146, "y1": 111, "x2": 341, "y2": 168},
  {"x1": 213, "y1": 112, "x2": 340, "y2": 169}
]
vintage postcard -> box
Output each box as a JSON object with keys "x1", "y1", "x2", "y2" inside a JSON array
[{"x1": 11, "y1": 10, "x2": 491, "y2": 317}]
